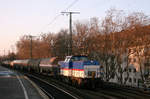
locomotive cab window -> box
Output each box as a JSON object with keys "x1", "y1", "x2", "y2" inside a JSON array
[
  {"x1": 80, "y1": 56, "x2": 88, "y2": 61},
  {"x1": 72, "y1": 56, "x2": 88, "y2": 61},
  {"x1": 88, "y1": 71, "x2": 96, "y2": 77},
  {"x1": 70, "y1": 57, "x2": 75, "y2": 61}
]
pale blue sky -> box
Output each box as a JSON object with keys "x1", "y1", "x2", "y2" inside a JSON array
[{"x1": 0, "y1": 0, "x2": 150, "y2": 55}]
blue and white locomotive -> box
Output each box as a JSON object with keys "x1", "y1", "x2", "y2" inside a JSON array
[{"x1": 59, "y1": 55, "x2": 102, "y2": 87}]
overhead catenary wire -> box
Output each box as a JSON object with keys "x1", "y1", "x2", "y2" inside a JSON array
[
  {"x1": 40, "y1": 14, "x2": 61, "y2": 32},
  {"x1": 62, "y1": 0, "x2": 79, "y2": 12},
  {"x1": 40, "y1": 0, "x2": 79, "y2": 33}
]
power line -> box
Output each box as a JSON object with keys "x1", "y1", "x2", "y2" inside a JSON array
[
  {"x1": 40, "y1": 0, "x2": 79, "y2": 33},
  {"x1": 62, "y1": 0, "x2": 79, "y2": 12},
  {"x1": 40, "y1": 14, "x2": 61, "y2": 32}
]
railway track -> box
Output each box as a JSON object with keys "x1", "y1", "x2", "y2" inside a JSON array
[
  {"x1": 29, "y1": 72, "x2": 150, "y2": 99},
  {"x1": 26, "y1": 73, "x2": 117, "y2": 99},
  {"x1": 25, "y1": 73, "x2": 77, "y2": 99},
  {"x1": 101, "y1": 83, "x2": 150, "y2": 99}
]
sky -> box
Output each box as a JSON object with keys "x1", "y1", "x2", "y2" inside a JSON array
[{"x1": 0, "y1": 0, "x2": 150, "y2": 55}]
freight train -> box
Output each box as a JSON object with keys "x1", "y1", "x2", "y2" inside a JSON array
[{"x1": 2, "y1": 55, "x2": 103, "y2": 88}]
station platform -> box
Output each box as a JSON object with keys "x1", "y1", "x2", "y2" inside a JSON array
[{"x1": 0, "y1": 66, "x2": 48, "y2": 99}]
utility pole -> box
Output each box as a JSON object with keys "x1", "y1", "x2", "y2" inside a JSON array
[
  {"x1": 28, "y1": 35, "x2": 36, "y2": 59},
  {"x1": 3, "y1": 49, "x2": 5, "y2": 57},
  {"x1": 11, "y1": 45, "x2": 15, "y2": 53},
  {"x1": 61, "y1": 11, "x2": 80, "y2": 55}
]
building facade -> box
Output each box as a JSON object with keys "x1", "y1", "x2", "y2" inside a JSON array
[{"x1": 108, "y1": 46, "x2": 150, "y2": 88}]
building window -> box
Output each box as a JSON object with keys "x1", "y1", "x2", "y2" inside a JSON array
[
  {"x1": 129, "y1": 68, "x2": 132, "y2": 72},
  {"x1": 129, "y1": 78, "x2": 132, "y2": 83},
  {"x1": 124, "y1": 68, "x2": 127, "y2": 72},
  {"x1": 111, "y1": 73, "x2": 115, "y2": 79},
  {"x1": 134, "y1": 69, "x2": 136, "y2": 73},
  {"x1": 138, "y1": 79, "x2": 142, "y2": 84},
  {"x1": 134, "y1": 78, "x2": 136, "y2": 83}
]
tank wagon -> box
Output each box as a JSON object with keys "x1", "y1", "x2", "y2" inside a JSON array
[
  {"x1": 28, "y1": 59, "x2": 41, "y2": 72},
  {"x1": 12, "y1": 60, "x2": 29, "y2": 70},
  {"x1": 39, "y1": 57, "x2": 60, "y2": 76},
  {"x1": 1, "y1": 60, "x2": 11, "y2": 67},
  {"x1": 12, "y1": 57, "x2": 60, "y2": 75}
]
